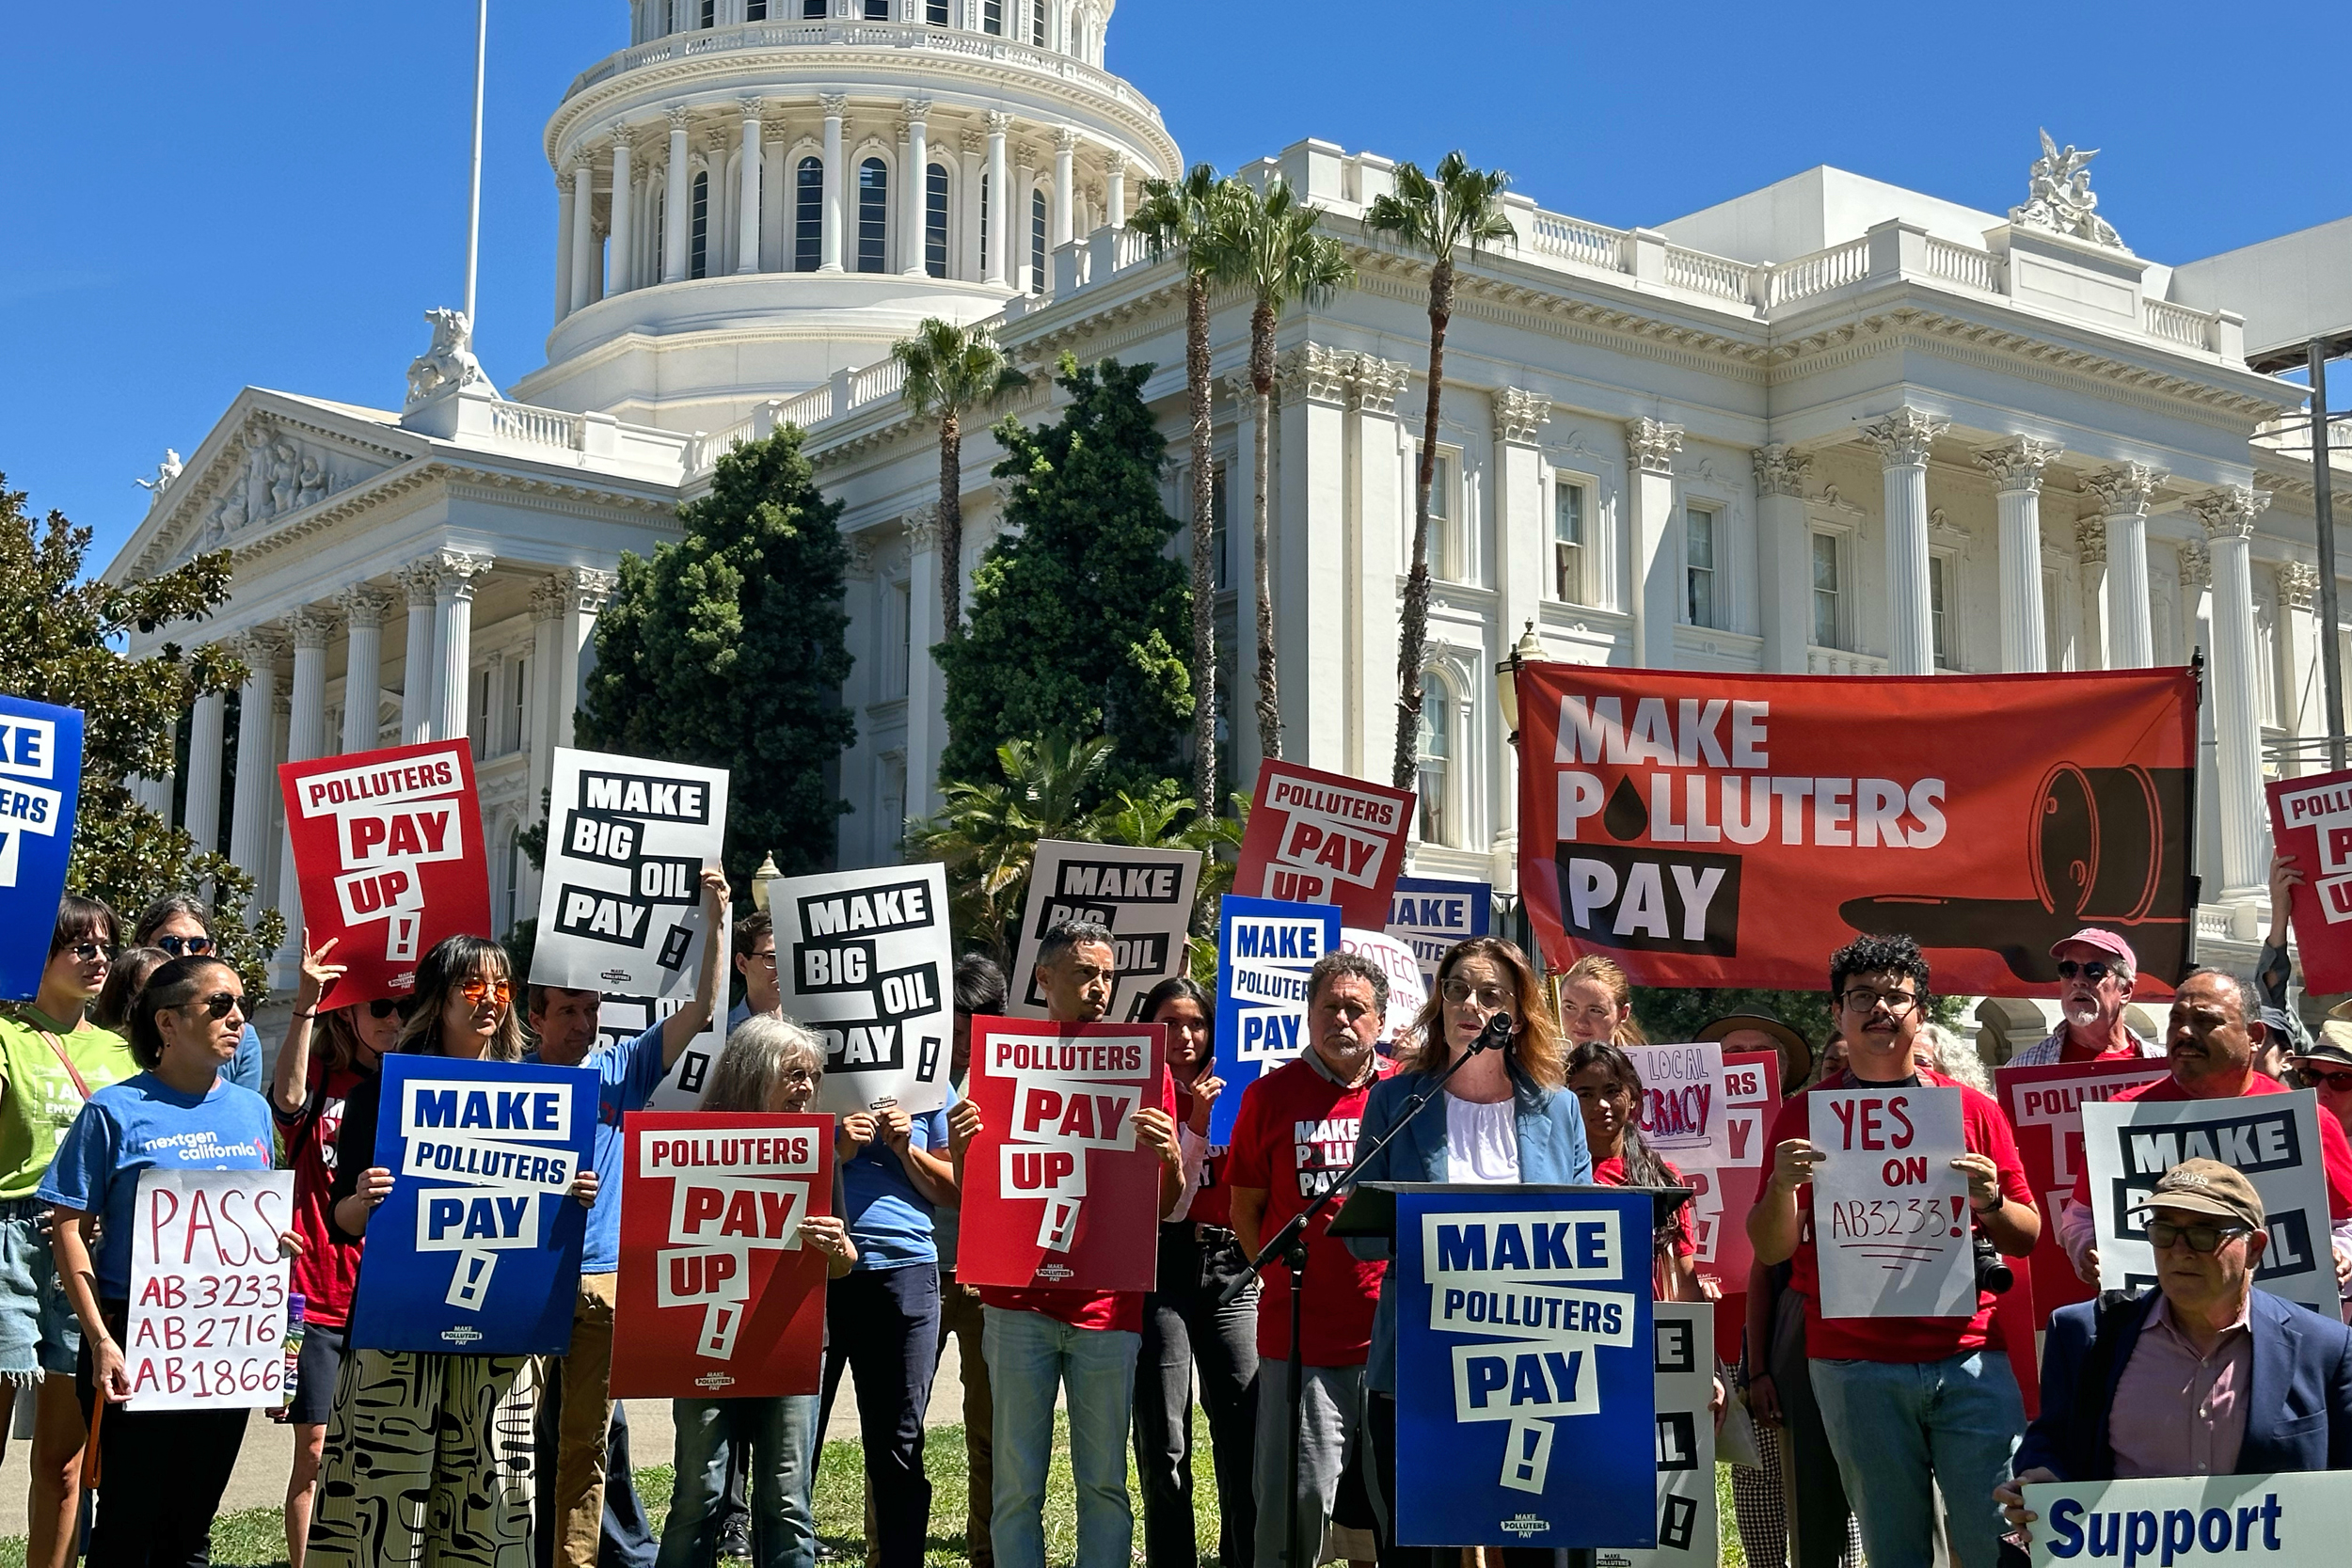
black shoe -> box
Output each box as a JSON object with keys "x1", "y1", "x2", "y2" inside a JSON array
[{"x1": 717, "y1": 1523, "x2": 752, "y2": 1561}]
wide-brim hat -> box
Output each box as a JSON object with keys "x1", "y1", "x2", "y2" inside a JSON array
[
  {"x1": 2296, "y1": 1020, "x2": 2352, "y2": 1070},
  {"x1": 1696, "y1": 1012, "x2": 1812, "y2": 1089}
]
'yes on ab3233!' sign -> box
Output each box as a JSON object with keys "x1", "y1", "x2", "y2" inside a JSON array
[{"x1": 1394, "y1": 1186, "x2": 1656, "y2": 1548}]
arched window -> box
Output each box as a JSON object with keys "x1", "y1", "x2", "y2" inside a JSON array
[
  {"x1": 925, "y1": 163, "x2": 950, "y2": 278},
  {"x1": 795, "y1": 157, "x2": 822, "y2": 271},
  {"x1": 690, "y1": 171, "x2": 709, "y2": 278},
  {"x1": 802, "y1": 0, "x2": 826, "y2": 17},
  {"x1": 1029, "y1": 187, "x2": 1047, "y2": 293},
  {"x1": 983, "y1": 0, "x2": 1003, "y2": 36},
  {"x1": 858, "y1": 158, "x2": 889, "y2": 273},
  {"x1": 1417, "y1": 671, "x2": 1451, "y2": 845}
]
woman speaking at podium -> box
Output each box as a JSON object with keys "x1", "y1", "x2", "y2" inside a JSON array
[{"x1": 1345, "y1": 936, "x2": 1592, "y2": 1567}]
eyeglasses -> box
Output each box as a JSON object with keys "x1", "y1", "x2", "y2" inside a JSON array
[
  {"x1": 2303, "y1": 1067, "x2": 2352, "y2": 1092},
  {"x1": 183, "y1": 991, "x2": 245, "y2": 1021},
  {"x1": 1441, "y1": 979, "x2": 1511, "y2": 1010},
  {"x1": 1840, "y1": 987, "x2": 1921, "y2": 1016},
  {"x1": 366, "y1": 999, "x2": 402, "y2": 1021},
  {"x1": 748, "y1": 949, "x2": 778, "y2": 970},
  {"x1": 779, "y1": 1067, "x2": 817, "y2": 1086},
  {"x1": 155, "y1": 935, "x2": 215, "y2": 958},
  {"x1": 2145, "y1": 1218, "x2": 2252, "y2": 1254},
  {"x1": 458, "y1": 979, "x2": 514, "y2": 1006},
  {"x1": 2057, "y1": 959, "x2": 2112, "y2": 983},
  {"x1": 65, "y1": 942, "x2": 112, "y2": 962}
]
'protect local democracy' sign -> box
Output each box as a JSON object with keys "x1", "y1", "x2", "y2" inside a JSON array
[
  {"x1": 350, "y1": 1054, "x2": 596, "y2": 1354},
  {"x1": 532, "y1": 748, "x2": 728, "y2": 998},
  {"x1": 2025, "y1": 1473, "x2": 2349, "y2": 1568},
  {"x1": 1211, "y1": 895, "x2": 1341, "y2": 1144},
  {"x1": 1232, "y1": 760, "x2": 1414, "y2": 928},
  {"x1": 0, "y1": 695, "x2": 81, "y2": 1002},
  {"x1": 279, "y1": 741, "x2": 492, "y2": 1006},
  {"x1": 1009, "y1": 840, "x2": 1201, "y2": 1022},
  {"x1": 766, "y1": 863, "x2": 953, "y2": 1115},
  {"x1": 1393, "y1": 1186, "x2": 1656, "y2": 1548}
]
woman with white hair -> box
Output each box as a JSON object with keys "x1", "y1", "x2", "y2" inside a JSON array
[{"x1": 1916, "y1": 1022, "x2": 1992, "y2": 1095}]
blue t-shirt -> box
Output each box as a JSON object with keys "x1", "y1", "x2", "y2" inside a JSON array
[
  {"x1": 841, "y1": 1081, "x2": 956, "y2": 1271},
  {"x1": 38, "y1": 1073, "x2": 277, "y2": 1298},
  {"x1": 226, "y1": 1023, "x2": 263, "y2": 1094},
  {"x1": 530, "y1": 1022, "x2": 667, "y2": 1275}
]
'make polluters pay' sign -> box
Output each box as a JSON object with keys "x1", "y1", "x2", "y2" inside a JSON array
[
  {"x1": 2025, "y1": 1473, "x2": 2352, "y2": 1568},
  {"x1": 1210, "y1": 895, "x2": 1341, "y2": 1144}
]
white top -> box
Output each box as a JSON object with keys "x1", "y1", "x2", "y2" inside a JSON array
[{"x1": 1444, "y1": 1095, "x2": 1519, "y2": 1184}]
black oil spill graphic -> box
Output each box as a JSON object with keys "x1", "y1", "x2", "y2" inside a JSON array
[{"x1": 1603, "y1": 776, "x2": 1648, "y2": 842}]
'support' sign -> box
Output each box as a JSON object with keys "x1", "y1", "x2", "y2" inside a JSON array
[
  {"x1": 532, "y1": 748, "x2": 727, "y2": 997},
  {"x1": 1232, "y1": 760, "x2": 1414, "y2": 928},
  {"x1": 2025, "y1": 1473, "x2": 2352, "y2": 1568},
  {"x1": 1513, "y1": 665, "x2": 2199, "y2": 996},
  {"x1": 125, "y1": 1169, "x2": 295, "y2": 1410}
]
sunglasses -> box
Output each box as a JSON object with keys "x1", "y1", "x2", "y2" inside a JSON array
[
  {"x1": 458, "y1": 979, "x2": 514, "y2": 1006},
  {"x1": 2304, "y1": 1067, "x2": 2352, "y2": 1092},
  {"x1": 156, "y1": 934, "x2": 216, "y2": 958},
  {"x1": 65, "y1": 942, "x2": 113, "y2": 962},
  {"x1": 2145, "y1": 1217, "x2": 2251, "y2": 1254},
  {"x1": 183, "y1": 991, "x2": 245, "y2": 1021},
  {"x1": 365, "y1": 998, "x2": 402, "y2": 1021},
  {"x1": 2056, "y1": 959, "x2": 2112, "y2": 983}
]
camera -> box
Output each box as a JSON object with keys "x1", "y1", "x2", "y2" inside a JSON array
[{"x1": 1972, "y1": 1229, "x2": 2014, "y2": 1296}]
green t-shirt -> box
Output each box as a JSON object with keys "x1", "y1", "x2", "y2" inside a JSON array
[{"x1": 0, "y1": 1007, "x2": 136, "y2": 1202}]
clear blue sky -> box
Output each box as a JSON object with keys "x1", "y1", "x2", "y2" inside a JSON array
[{"x1": 5, "y1": 0, "x2": 2344, "y2": 573}]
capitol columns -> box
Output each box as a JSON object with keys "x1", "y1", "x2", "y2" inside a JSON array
[
  {"x1": 430, "y1": 552, "x2": 496, "y2": 745},
  {"x1": 1754, "y1": 443, "x2": 1814, "y2": 673},
  {"x1": 983, "y1": 111, "x2": 1011, "y2": 286},
  {"x1": 397, "y1": 561, "x2": 441, "y2": 743},
  {"x1": 184, "y1": 685, "x2": 228, "y2": 860},
  {"x1": 2188, "y1": 484, "x2": 2274, "y2": 897},
  {"x1": 609, "y1": 122, "x2": 636, "y2": 294},
  {"x1": 736, "y1": 98, "x2": 765, "y2": 276},
  {"x1": 528, "y1": 578, "x2": 566, "y2": 810},
  {"x1": 1347, "y1": 356, "x2": 1413, "y2": 779},
  {"x1": 2084, "y1": 463, "x2": 2164, "y2": 668},
  {"x1": 568, "y1": 154, "x2": 598, "y2": 314},
  {"x1": 2277, "y1": 561, "x2": 2324, "y2": 771},
  {"x1": 1977, "y1": 437, "x2": 2058, "y2": 673},
  {"x1": 278, "y1": 609, "x2": 336, "y2": 963},
  {"x1": 1052, "y1": 127, "x2": 1077, "y2": 249},
  {"x1": 338, "y1": 587, "x2": 391, "y2": 754},
  {"x1": 1276, "y1": 345, "x2": 1352, "y2": 767},
  {"x1": 901, "y1": 100, "x2": 930, "y2": 277},
  {"x1": 548, "y1": 566, "x2": 617, "y2": 760},
  {"x1": 819, "y1": 95, "x2": 849, "y2": 273},
  {"x1": 1625, "y1": 418, "x2": 1684, "y2": 670},
  {"x1": 228, "y1": 629, "x2": 287, "y2": 887},
  {"x1": 1104, "y1": 150, "x2": 1126, "y2": 229},
  {"x1": 1860, "y1": 406, "x2": 1948, "y2": 676},
  {"x1": 1491, "y1": 387, "x2": 1551, "y2": 684},
  {"x1": 663, "y1": 104, "x2": 693, "y2": 285}
]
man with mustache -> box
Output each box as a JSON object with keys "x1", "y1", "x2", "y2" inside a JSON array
[
  {"x1": 2059, "y1": 970, "x2": 2352, "y2": 1298},
  {"x1": 2003, "y1": 928, "x2": 2164, "y2": 1068}
]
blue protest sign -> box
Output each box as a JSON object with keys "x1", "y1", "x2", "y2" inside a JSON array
[
  {"x1": 1385, "y1": 876, "x2": 1491, "y2": 985},
  {"x1": 0, "y1": 696, "x2": 83, "y2": 1002},
  {"x1": 1394, "y1": 1186, "x2": 1656, "y2": 1548},
  {"x1": 350, "y1": 1054, "x2": 597, "y2": 1354},
  {"x1": 1209, "y1": 895, "x2": 1341, "y2": 1144}
]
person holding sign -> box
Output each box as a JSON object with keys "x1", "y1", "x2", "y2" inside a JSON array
[
  {"x1": 1997, "y1": 1160, "x2": 2352, "y2": 1545},
  {"x1": 1748, "y1": 934, "x2": 2039, "y2": 1568},
  {"x1": 40, "y1": 953, "x2": 294, "y2": 1568},
  {"x1": 309, "y1": 934, "x2": 599, "y2": 1568},
  {"x1": 1567, "y1": 1039, "x2": 1707, "y2": 1303},
  {"x1": 1343, "y1": 936, "x2": 1592, "y2": 1567}
]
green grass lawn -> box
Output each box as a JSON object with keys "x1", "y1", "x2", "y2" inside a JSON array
[{"x1": 0, "y1": 1421, "x2": 1753, "y2": 1567}]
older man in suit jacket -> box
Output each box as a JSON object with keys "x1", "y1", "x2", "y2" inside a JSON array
[{"x1": 1998, "y1": 1159, "x2": 2352, "y2": 1543}]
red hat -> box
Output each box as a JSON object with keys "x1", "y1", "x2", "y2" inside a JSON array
[{"x1": 2050, "y1": 927, "x2": 2137, "y2": 969}]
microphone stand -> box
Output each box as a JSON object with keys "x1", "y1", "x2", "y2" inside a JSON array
[{"x1": 1227, "y1": 1012, "x2": 1516, "y2": 1568}]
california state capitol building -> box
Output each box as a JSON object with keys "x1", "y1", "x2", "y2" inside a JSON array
[{"x1": 102, "y1": 0, "x2": 2352, "y2": 1052}]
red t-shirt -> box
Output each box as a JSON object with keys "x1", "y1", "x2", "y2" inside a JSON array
[
  {"x1": 1224, "y1": 1056, "x2": 1391, "y2": 1365},
  {"x1": 1766, "y1": 1066, "x2": 2035, "y2": 1364},
  {"x1": 977, "y1": 1065, "x2": 1179, "y2": 1335},
  {"x1": 277, "y1": 1057, "x2": 376, "y2": 1329},
  {"x1": 1177, "y1": 1078, "x2": 1232, "y2": 1230},
  {"x1": 1594, "y1": 1154, "x2": 1697, "y2": 1259},
  {"x1": 2065, "y1": 1069, "x2": 2352, "y2": 1220}
]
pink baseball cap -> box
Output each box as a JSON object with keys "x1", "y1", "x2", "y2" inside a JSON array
[{"x1": 2050, "y1": 927, "x2": 2136, "y2": 969}]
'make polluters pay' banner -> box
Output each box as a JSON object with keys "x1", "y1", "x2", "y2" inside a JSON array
[
  {"x1": 0, "y1": 696, "x2": 81, "y2": 1002},
  {"x1": 2025, "y1": 1473, "x2": 2352, "y2": 1568},
  {"x1": 1210, "y1": 895, "x2": 1341, "y2": 1145},
  {"x1": 1394, "y1": 1186, "x2": 1656, "y2": 1548},
  {"x1": 350, "y1": 1054, "x2": 596, "y2": 1354}
]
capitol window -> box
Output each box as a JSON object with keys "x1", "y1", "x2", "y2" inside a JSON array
[
  {"x1": 983, "y1": 0, "x2": 1003, "y2": 36},
  {"x1": 701, "y1": 0, "x2": 716, "y2": 27},
  {"x1": 1030, "y1": 188, "x2": 1048, "y2": 293},
  {"x1": 1030, "y1": 0, "x2": 1046, "y2": 47},
  {"x1": 926, "y1": 164, "x2": 950, "y2": 278},
  {"x1": 1209, "y1": 465, "x2": 1230, "y2": 592},
  {"x1": 1424, "y1": 449, "x2": 1459, "y2": 580},
  {"x1": 1810, "y1": 531, "x2": 1843, "y2": 650},
  {"x1": 510, "y1": 656, "x2": 529, "y2": 752},
  {"x1": 866, "y1": 0, "x2": 891, "y2": 19},
  {"x1": 859, "y1": 159, "x2": 890, "y2": 272},
  {"x1": 1417, "y1": 671, "x2": 1452, "y2": 846},
  {"x1": 690, "y1": 171, "x2": 710, "y2": 278},
  {"x1": 1684, "y1": 503, "x2": 1719, "y2": 629},
  {"x1": 795, "y1": 158, "x2": 823, "y2": 271},
  {"x1": 1930, "y1": 554, "x2": 1953, "y2": 669},
  {"x1": 1551, "y1": 479, "x2": 1587, "y2": 603},
  {"x1": 928, "y1": 0, "x2": 950, "y2": 24},
  {"x1": 803, "y1": 1, "x2": 826, "y2": 18},
  {"x1": 747, "y1": 1, "x2": 767, "y2": 19}
]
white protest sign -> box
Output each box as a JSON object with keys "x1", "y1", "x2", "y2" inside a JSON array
[
  {"x1": 766, "y1": 863, "x2": 953, "y2": 1114},
  {"x1": 596, "y1": 907, "x2": 732, "y2": 1112},
  {"x1": 1009, "y1": 841, "x2": 1202, "y2": 1022},
  {"x1": 1807, "y1": 1085, "x2": 1974, "y2": 1318},
  {"x1": 1623, "y1": 1042, "x2": 1726, "y2": 1167},
  {"x1": 1596, "y1": 1303, "x2": 1718, "y2": 1568},
  {"x1": 1340, "y1": 927, "x2": 1427, "y2": 1049},
  {"x1": 126, "y1": 1168, "x2": 296, "y2": 1410},
  {"x1": 2025, "y1": 1473, "x2": 2352, "y2": 1568},
  {"x1": 533, "y1": 749, "x2": 728, "y2": 996},
  {"x1": 2080, "y1": 1091, "x2": 2337, "y2": 1313}
]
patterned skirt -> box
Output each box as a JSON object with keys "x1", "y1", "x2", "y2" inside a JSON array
[{"x1": 307, "y1": 1347, "x2": 539, "y2": 1568}]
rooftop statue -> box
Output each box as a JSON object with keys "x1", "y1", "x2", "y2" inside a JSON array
[
  {"x1": 405, "y1": 308, "x2": 497, "y2": 405},
  {"x1": 2010, "y1": 128, "x2": 2127, "y2": 251},
  {"x1": 134, "y1": 449, "x2": 183, "y2": 501}
]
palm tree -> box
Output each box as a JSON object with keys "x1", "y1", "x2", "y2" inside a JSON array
[
  {"x1": 1208, "y1": 176, "x2": 1355, "y2": 761},
  {"x1": 1129, "y1": 165, "x2": 1237, "y2": 816},
  {"x1": 908, "y1": 733, "x2": 1118, "y2": 964},
  {"x1": 1365, "y1": 151, "x2": 1517, "y2": 790},
  {"x1": 891, "y1": 318, "x2": 1027, "y2": 635}
]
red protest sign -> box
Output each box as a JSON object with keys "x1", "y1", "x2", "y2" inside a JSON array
[
  {"x1": 2268, "y1": 769, "x2": 2352, "y2": 991},
  {"x1": 1232, "y1": 760, "x2": 1414, "y2": 929},
  {"x1": 1994, "y1": 1056, "x2": 2169, "y2": 1328},
  {"x1": 1690, "y1": 1049, "x2": 1778, "y2": 1307},
  {"x1": 1513, "y1": 666, "x2": 2199, "y2": 997},
  {"x1": 610, "y1": 1112, "x2": 834, "y2": 1399},
  {"x1": 278, "y1": 741, "x2": 492, "y2": 1006},
  {"x1": 957, "y1": 1016, "x2": 1168, "y2": 1293}
]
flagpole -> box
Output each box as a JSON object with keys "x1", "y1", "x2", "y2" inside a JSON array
[{"x1": 464, "y1": 0, "x2": 488, "y2": 329}]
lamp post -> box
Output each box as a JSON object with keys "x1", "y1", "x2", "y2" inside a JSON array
[
  {"x1": 749, "y1": 849, "x2": 782, "y2": 912},
  {"x1": 1493, "y1": 620, "x2": 1546, "y2": 956}
]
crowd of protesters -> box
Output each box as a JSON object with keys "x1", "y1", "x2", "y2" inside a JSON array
[{"x1": 8, "y1": 855, "x2": 2352, "y2": 1568}]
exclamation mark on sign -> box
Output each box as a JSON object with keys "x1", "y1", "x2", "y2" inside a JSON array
[
  {"x1": 1950, "y1": 1195, "x2": 1966, "y2": 1239},
  {"x1": 1501, "y1": 1417, "x2": 1553, "y2": 1494},
  {"x1": 699, "y1": 1301, "x2": 743, "y2": 1360},
  {"x1": 1037, "y1": 1196, "x2": 1081, "y2": 1252},
  {"x1": 389, "y1": 912, "x2": 421, "y2": 963},
  {"x1": 447, "y1": 1249, "x2": 497, "y2": 1310},
  {"x1": 918, "y1": 1035, "x2": 942, "y2": 1083}
]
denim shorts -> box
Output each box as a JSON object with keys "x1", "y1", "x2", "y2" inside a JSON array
[{"x1": 0, "y1": 1198, "x2": 82, "y2": 1383}]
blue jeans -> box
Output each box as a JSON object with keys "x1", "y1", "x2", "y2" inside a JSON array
[
  {"x1": 655, "y1": 1395, "x2": 820, "y2": 1568},
  {"x1": 983, "y1": 1306, "x2": 1142, "y2": 1568},
  {"x1": 1810, "y1": 1353, "x2": 2024, "y2": 1568}
]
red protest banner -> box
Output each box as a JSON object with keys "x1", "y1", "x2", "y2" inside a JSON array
[
  {"x1": 2268, "y1": 769, "x2": 2352, "y2": 991},
  {"x1": 957, "y1": 1016, "x2": 1168, "y2": 1293},
  {"x1": 1514, "y1": 666, "x2": 2199, "y2": 997},
  {"x1": 1699, "y1": 1050, "x2": 1778, "y2": 1362},
  {"x1": 1994, "y1": 1056, "x2": 2170, "y2": 1329},
  {"x1": 609, "y1": 1112, "x2": 834, "y2": 1399},
  {"x1": 278, "y1": 741, "x2": 492, "y2": 1006},
  {"x1": 1232, "y1": 760, "x2": 1414, "y2": 929}
]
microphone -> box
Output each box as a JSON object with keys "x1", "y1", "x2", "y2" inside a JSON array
[{"x1": 1468, "y1": 1011, "x2": 1514, "y2": 1055}]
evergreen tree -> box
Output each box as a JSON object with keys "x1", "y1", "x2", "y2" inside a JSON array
[
  {"x1": 0, "y1": 475, "x2": 282, "y2": 993},
  {"x1": 936, "y1": 356, "x2": 1193, "y2": 802},
  {"x1": 579, "y1": 427, "x2": 856, "y2": 887}
]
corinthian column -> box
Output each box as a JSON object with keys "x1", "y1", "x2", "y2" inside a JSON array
[
  {"x1": 2189, "y1": 485, "x2": 2274, "y2": 896},
  {"x1": 278, "y1": 610, "x2": 334, "y2": 962},
  {"x1": 735, "y1": 98, "x2": 764, "y2": 275},
  {"x1": 2084, "y1": 463, "x2": 2165, "y2": 669},
  {"x1": 983, "y1": 111, "x2": 1010, "y2": 285},
  {"x1": 1755, "y1": 443, "x2": 1814, "y2": 673},
  {"x1": 608, "y1": 124, "x2": 636, "y2": 293},
  {"x1": 185, "y1": 687, "x2": 228, "y2": 858},
  {"x1": 397, "y1": 561, "x2": 440, "y2": 743},
  {"x1": 567, "y1": 157, "x2": 596, "y2": 313},
  {"x1": 901, "y1": 100, "x2": 930, "y2": 277},
  {"x1": 1052, "y1": 126, "x2": 1077, "y2": 248},
  {"x1": 430, "y1": 552, "x2": 496, "y2": 744},
  {"x1": 1861, "y1": 406, "x2": 1949, "y2": 675},
  {"x1": 1104, "y1": 150, "x2": 1126, "y2": 228},
  {"x1": 819, "y1": 95, "x2": 848, "y2": 273},
  {"x1": 1625, "y1": 418, "x2": 1684, "y2": 669},
  {"x1": 663, "y1": 104, "x2": 692, "y2": 284},
  {"x1": 337, "y1": 586, "x2": 391, "y2": 754},
  {"x1": 228, "y1": 630, "x2": 287, "y2": 887},
  {"x1": 1977, "y1": 438, "x2": 2058, "y2": 673}
]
